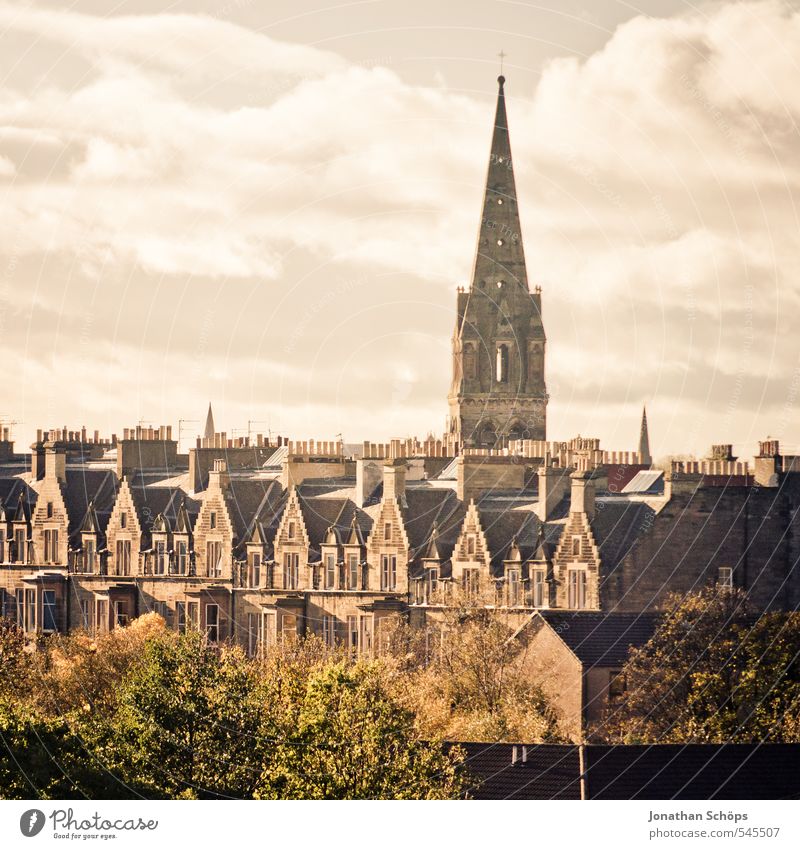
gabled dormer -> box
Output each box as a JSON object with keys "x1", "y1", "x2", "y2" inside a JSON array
[
  {"x1": 31, "y1": 442, "x2": 70, "y2": 567},
  {"x1": 451, "y1": 500, "x2": 492, "y2": 600},
  {"x1": 172, "y1": 498, "x2": 193, "y2": 576},
  {"x1": 74, "y1": 499, "x2": 101, "y2": 574},
  {"x1": 244, "y1": 521, "x2": 267, "y2": 588},
  {"x1": 366, "y1": 463, "x2": 410, "y2": 594},
  {"x1": 342, "y1": 513, "x2": 367, "y2": 591},
  {"x1": 9, "y1": 491, "x2": 33, "y2": 564},
  {"x1": 194, "y1": 460, "x2": 235, "y2": 580},
  {"x1": 150, "y1": 513, "x2": 169, "y2": 576},
  {"x1": 105, "y1": 477, "x2": 143, "y2": 577},
  {"x1": 273, "y1": 488, "x2": 310, "y2": 590},
  {"x1": 551, "y1": 471, "x2": 601, "y2": 610}
]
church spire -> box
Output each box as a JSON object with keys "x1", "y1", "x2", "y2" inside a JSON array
[
  {"x1": 204, "y1": 403, "x2": 215, "y2": 441},
  {"x1": 639, "y1": 406, "x2": 652, "y2": 467},
  {"x1": 470, "y1": 74, "x2": 529, "y2": 293}
]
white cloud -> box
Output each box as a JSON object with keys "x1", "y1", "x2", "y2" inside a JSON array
[{"x1": 1, "y1": 1, "x2": 799, "y2": 455}]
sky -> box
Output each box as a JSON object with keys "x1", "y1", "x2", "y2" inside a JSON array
[{"x1": 1, "y1": 0, "x2": 799, "y2": 459}]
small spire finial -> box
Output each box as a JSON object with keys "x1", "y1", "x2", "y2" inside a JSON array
[{"x1": 498, "y1": 50, "x2": 506, "y2": 76}]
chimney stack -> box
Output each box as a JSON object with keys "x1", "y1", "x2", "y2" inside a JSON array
[
  {"x1": 44, "y1": 441, "x2": 67, "y2": 484},
  {"x1": 570, "y1": 469, "x2": 595, "y2": 519},
  {"x1": 383, "y1": 459, "x2": 407, "y2": 506}
]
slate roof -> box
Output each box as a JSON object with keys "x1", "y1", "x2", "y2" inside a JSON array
[
  {"x1": 226, "y1": 478, "x2": 284, "y2": 552},
  {"x1": 63, "y1": 469, "x2": 119, "y2": 545},
  {"x1": 294, "y1": 496, "x2": 372, "y2": 560},
  {"x1": 480, "y1": 508, "x2": 540, "y2": 573},
  {"x1": 455, "y1": 743, "x2": 581, "y2": 800},
  {"x1": 592, "y1": 500, "x2": 656, "y2": 573},
  {"x1": 583, "y1": 744, "x2": 800, "y2": 800},
  {"x1": 537, "y1": 610, "x2": 659, "y2": 668},
  {"x1": 402, "y1": 488, "x2": 462, "y2": 553},
  {"x1": 0, "y1": 478, "x2": 37, "y2": 521}
]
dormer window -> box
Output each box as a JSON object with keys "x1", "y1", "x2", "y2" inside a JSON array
[
  {"x1": 325, "y1": 553, "x2": 336, "y2": 590},
  {"x1": 43, "y1": 528, "x2": 59, "y2": 564},
  {"x1": 347, "y1": 552, "x2": 360, "y2": 590},
  {"x1": 175, "y1": 538, "x2": 188, "y2": 575},
  {"x1": 154, "y1": 540, "x2": 167, "y2": 575},
  {"x1": 210, "y1": 512, "x2": 217, "y2": 530},
  {"x1": 83, "y1": 536, "x2": 96, "y2": 573},
  {"x1": 507, "y1": 568, "x2": 521, "y2": 606}
]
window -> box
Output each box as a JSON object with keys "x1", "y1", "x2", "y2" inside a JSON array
[
  {"x1": 95, "y1": 598, "x2": 109, "y2": 633},
  {"x1": 507, "y1": 569, "x2": 521, "y2": 606},
  {"x1": 176, "y1": 539, "x2": 188, "y2": 575},
  {"x1": 347, "y1": 615, "x2": 359, "y2": 652},
  {"x1": 116, "y1": 539, "x2": 131, "y2": 576},
  {"x1": 383, "y1": 522, "x2": 391, "y2": 542},
  {"x1": 84, "y1": 538, "x2": 96, "y2": 572},
  {"x1": 187, "y1": 601, "x2": 199, "y2": 630},
  {"x1": 572, "y1": 536, "x2": 581, "y2": 557},
  {"x1": 44, "y1": 528, "x2": 59, "y2": 564},
  {"x1": 25, "y1": 590, "x2": 35, "y2": 632},
  {"x1": 210, "y1": 511, "x2": 217, "y2": 530},
  {"x1": 568, "y1": 569, "x2": 587, "y2": 609},
  {"x1": 413, "y1": 579, "x2": 425, "y2": 605},
  {"x1": 14, "y1": 528, "x2": 26, "y2": 564},
  {"x1": 718, "y1": 566, "x2": 734, "y2": 590},
  {"x1": 608, "y1": 670, "x2": 626, "y2": 701},
  {"x1": 381, "y1": 554, "x2": 397, "y2": 591},
  {"x1": 113, "y1": 600, "x2": 129, "y2": 628},
  {"x1": 205, "y1": 604, "x2": 219, "y2": 643},
  {"x1": 321, "y1": 614, "x2": 336, "y2": 647},
  {"x1": 42, "y1": 590, "x2": 57, "y2": 632},
  {"x1": 281, "y1": 613, "x2": 298, "y2": 642},
  {"x1": 347, "y1": 552, "x2": 359, "y2": 590},
  {"x1": 467, "y1": 535, "x2": 476, "y2": 556},
  {"x1": 120, "y1": 512, "x2": 127, "y2": 529},
  {"x1": 176, "y1": 602, "x2": 186, "y2": 633},
  {"x1": 206, "y1": 541, "x2": 223, "y2": 577},
  {"x1": 247, "y1": 613, "x2": 259, "y2": 657},
  {"x1": 532, "y1": 568, "x2": 546, "y2": 608},
  {"x1": 0, "y1": 529, "x2": 4, "y2": 563},
  {"x1": 46, "y1": 501, "x2": 53, "y2": 518},
  {"x1": 283, "y1": 552, "x2": 299, "y2": 589},
  {"x1": 462, "y1": 568, "x2": 479, "y2": 599},
  {"x1": 154, "y1": 540, "x2": 167, "y2": 575},
  {"x1": 359, "y1": 614, "x2": 373, "y2": 654},
  {"x1": 324, "y1": 553, "x2": 336, "y2": 589},
  {"x1": 427, "y1": 567, "x2": 439, "y2": 600},
  {"x1": 496, "y1": 344, "x2": 509, "y2": 383},
  {"x1": 287, "y1": 520, "x2": 296, "y2": 540},
  {"x1": 263, "y1": 611, "x2": 277, "y2": 649},
  {"x1": 79, "y1": 598, "x2": 90, "y2": 630},
  {"x1": 249, "y1": 552, "x2": 261, "y2": 587}
]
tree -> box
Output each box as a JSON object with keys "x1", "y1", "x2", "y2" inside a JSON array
[
  {"x1": 384, "y1": 602, "x2": 564, "y2": 743},
  {"x1": 257, "y1": 660, "x2": 465, "y2": 799},
  {"x1": 85, "y1": 628, "x2": 269, "y2": 798},
  {"x1": 602, "y1": 588, "x2": 800, "y2": 743}
]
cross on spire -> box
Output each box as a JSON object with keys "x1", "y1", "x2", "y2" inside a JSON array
[{"x1": 498, "y1": 50, "x2": 507, "y2": 75}]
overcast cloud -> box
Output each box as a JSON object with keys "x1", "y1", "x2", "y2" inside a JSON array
[{"x1": 1, "y1": 0, "x2": 799, "y2": 458}]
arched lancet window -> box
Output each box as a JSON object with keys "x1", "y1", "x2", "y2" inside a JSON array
[
  {"x1": 463, "y1": 343, "x2": 477, "y2": 380},
  {"x1": 496, "y1": 344, "x2": 509, "y2": 383}
]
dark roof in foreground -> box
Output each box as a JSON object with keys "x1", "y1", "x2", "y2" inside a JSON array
[
  {"x1": 584, "y1": 744, "x2": 800, "y2": 800},
  {"x1": 451, "y1": 743, "x2": 800, "y2": 800},
  {"x1": 537, "y1": 610, "x2": 660, "y2": 667},
  {"x1": 456, "y1": 743, "x2": 581, "y2": 800}
]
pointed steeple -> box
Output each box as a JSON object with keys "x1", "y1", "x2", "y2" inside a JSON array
[
  {"x1": 639, "y1": 406, "x2": 652, "y2": 467},
  {"x1": 204, "y1": 403, "x2": 215, "y2": 441},
  {"x1": 470, "y1": 75, "x2": 529, "y2": 293}
]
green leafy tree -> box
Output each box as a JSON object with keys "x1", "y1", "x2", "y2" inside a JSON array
[
  {"x1": 602, "y1": 588, "x2": 800, "y2": 743},
  {"x1": 86, "y1": 628, "x2": 269, "y2": 798},
  {"x1": 257, "y1": 661, "x2": 465, "y2": 799}
]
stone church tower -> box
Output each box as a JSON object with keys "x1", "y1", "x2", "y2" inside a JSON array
[{"x1": 448, "y1": 75, "x2": 547, "y2": 448}]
